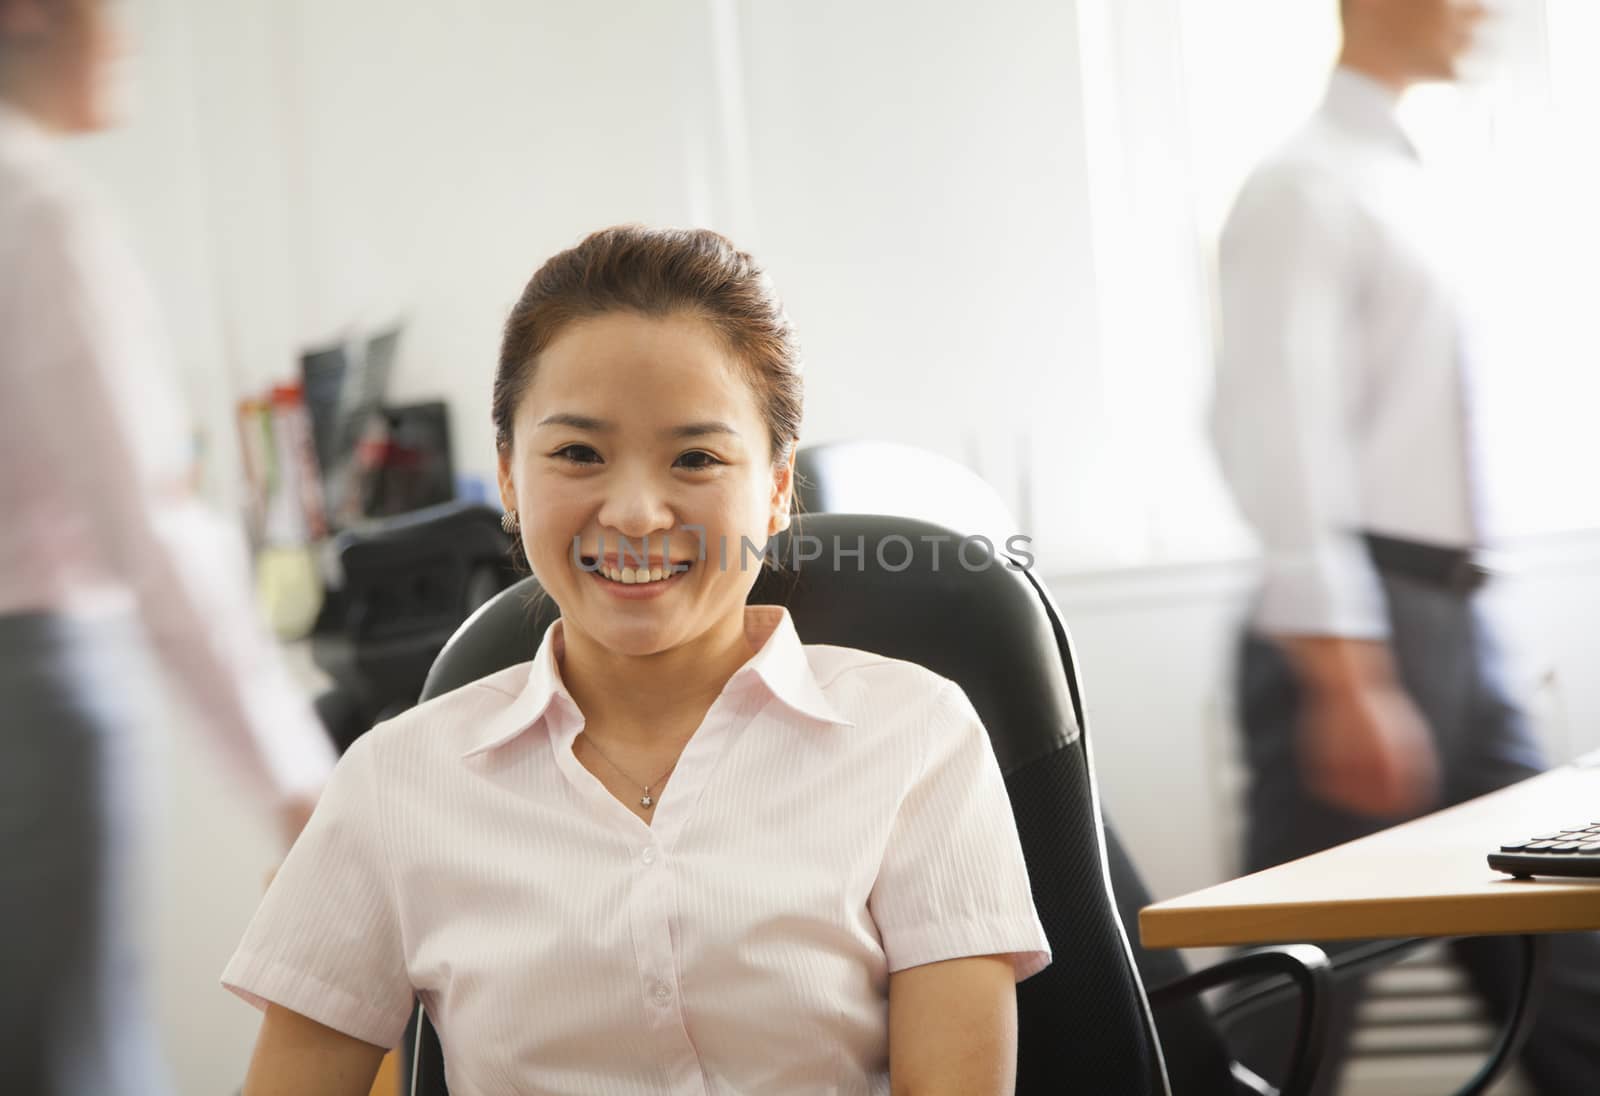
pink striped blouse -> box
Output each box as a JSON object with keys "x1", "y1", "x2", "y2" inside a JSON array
[{"x1": 222, "y1": 605, "x2": 1051, "y2": 1095}]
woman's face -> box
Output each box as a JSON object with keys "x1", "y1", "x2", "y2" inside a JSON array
[{"x1": 497, "y1": 311, "x2": 793, "y2": 660}]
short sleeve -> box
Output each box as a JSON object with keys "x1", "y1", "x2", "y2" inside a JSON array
[
  {"x1": 221, "y1": 733, "x2": 413, "y2": 1047},
  {"x1": 868, "y1": 681, "x2": 1052, "y2": 982}
]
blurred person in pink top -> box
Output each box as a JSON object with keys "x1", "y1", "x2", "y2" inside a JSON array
[
  {"x1": 223, "y1": 226, "x2": 1052, "y2": 1095},
  {"x1": 0, "y1": 2, "x2": 334, "y2": 1092}
]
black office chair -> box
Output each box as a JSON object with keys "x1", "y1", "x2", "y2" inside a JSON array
[
  {"x1": 310, "y1": 500, "x2": 519, "y2": 753},
  {"x1": 796, "y1": 441, "x2": 1277, "y2": 1092},
  {"x1": 399, "y1": 513, "x2": 1336, "y2": 1096}
]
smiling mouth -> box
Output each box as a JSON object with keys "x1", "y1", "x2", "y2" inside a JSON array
[{"x1": 581, "y1": 557, "x2": 694, "y2": 585}]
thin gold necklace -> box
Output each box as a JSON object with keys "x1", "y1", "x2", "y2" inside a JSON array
[{"x1": 579, "y1": 734, "x2": 679, "y2": 810}]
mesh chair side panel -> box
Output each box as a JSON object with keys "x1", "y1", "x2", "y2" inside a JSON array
[
  {"x1": 1008, "y1": 749, "x2": 1164, "y2": 1096},
  {"x1": 1103, "y1": 824, "x2": 1233, "y2": 1094}
]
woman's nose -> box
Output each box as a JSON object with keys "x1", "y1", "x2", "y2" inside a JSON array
[{"x1": 597, "y1": 478, "x2": 676, "y2": 539}]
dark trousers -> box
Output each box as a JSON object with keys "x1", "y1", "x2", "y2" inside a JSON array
[
  {"x1": 1228, "y1": 572, "x2": 1600, "y2": 1095},
  {"x1": 0, "y1": 612, "x2": 172, "y2": 1096}
]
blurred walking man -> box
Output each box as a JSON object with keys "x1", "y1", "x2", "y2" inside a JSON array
[{"x1": 1210, "y1": 1, "x2": 1600, "y2": 1091}]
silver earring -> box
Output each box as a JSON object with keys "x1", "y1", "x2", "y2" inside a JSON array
[{"x1": 501, "y1": 510, "x2": 520, "y2": 534}]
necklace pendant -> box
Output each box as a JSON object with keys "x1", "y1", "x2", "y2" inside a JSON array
[{"x1": 640, "y1": 793, "x2": 653, "y2": 809}]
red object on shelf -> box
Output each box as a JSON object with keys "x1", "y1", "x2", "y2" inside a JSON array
[{"x1": 268, "y1": 381, "x2": 329, "y2": 543}]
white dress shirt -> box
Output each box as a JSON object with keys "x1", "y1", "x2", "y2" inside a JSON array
[
  {"x1": 223, "y1": 605, "x2": 1051, "y2": 1096},
  {"x1": 1211, "y1": 67, "x2": 1482, "y2": 638},
  {"x1": 0, "y1": 100, "x2": 333, "y2": 801}
]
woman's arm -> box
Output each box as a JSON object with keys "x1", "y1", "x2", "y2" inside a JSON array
[
  {"x1": 888, "y1": 954, "x2": 1018, "y2": 1096},
  {"x1": 241, "y1": 1004, "x2": 388, "y2": 1096}
]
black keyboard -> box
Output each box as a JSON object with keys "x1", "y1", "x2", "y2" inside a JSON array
[{"x1": 1489, "y1": 823, "x2": 1600, "y2": 879}]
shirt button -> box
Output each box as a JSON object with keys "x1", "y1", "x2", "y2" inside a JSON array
[
  {"x1": 651, "y1": 980, "x2": 673, "y2": 1005},
  {"x1": 641, "y1": 846, "x2": 658, "y2": 866}
]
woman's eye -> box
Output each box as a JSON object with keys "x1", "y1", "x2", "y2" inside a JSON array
[
  {"x1": 675, "y1": 450, "x2": 723, "y2": 471},
  {"x1": 553, "y1": 444, "x2": 601, "y2": 465}
]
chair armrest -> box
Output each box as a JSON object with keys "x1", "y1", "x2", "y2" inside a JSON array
[
  {"x1": 1214, "y1": 937, "x2": 1428, "y2": 1031},
  {"x1": 1203, "y1": 935, "x2": 1547, "y2": 1096},
  {"x1": 1149, "y1": 944, "x2": 1332, "y2": 1096},
  {"x1": 1448, "y1": 934, "x2": 1547, "y2": 1096},
  {"x1": 1279, "y1": 935, "x2": 1546, "y2": 1096}
]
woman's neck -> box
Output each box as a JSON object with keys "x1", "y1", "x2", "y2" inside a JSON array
[{"x1": 559, "y1": 611, "x2": 755, "y2": 747}]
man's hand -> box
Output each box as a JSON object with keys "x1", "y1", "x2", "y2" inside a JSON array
[{"x1": 1280, "y1": 636, "x2": 1441, "y2": 819}]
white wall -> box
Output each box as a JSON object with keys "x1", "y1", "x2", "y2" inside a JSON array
[
  {"x1": 81, "y1": 0, "x2": 1105, "y2": 545},
  {"x1": 266, "y1": 0, "x2": 741, "y2": 486},
  {"x1": 736, "y1": 0, "x2": 1100, "y2": 542}
]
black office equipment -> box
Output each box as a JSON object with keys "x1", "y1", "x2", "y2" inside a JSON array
[
  {"x1": 1492, "y1": 824, "x2": 1600, "y2": 879},
  {"x1": 300, "y1": 342, "x2": 350, "y2": 479},
  {"x1": 1489, "y1": 750, "x2": 1600, "y2": 879},
  {"x1": 310, "y1": 501, "x2": 518, "y2": 754},
  {"x1": 299, "y1": 325, "x2": 409, "y2": 530},
  {"x1": 348, "y1": 400, "x2": 455, "y2": 519}
]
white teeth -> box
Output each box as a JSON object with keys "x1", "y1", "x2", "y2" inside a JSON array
[{"x1": 594, "y1": 562, "x2": 683, "y2": 584}]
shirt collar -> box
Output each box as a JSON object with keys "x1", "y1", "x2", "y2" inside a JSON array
[
  {"x1": 732, "y1": 605, "x2": 854, "y2": 729},
  {"x1": 460, "y1": 616, "x2": 578, "y2": 759},
  {"x1": 1322, "y1": 65, "x2": 1418, "y2": 159},
  {"x1": 461, "y1": 604, "x2": 851, "y2": 759}
]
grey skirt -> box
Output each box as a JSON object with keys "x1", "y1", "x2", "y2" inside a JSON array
[{"x1": 0, "y1": 610, "x2": 171, "y2": 1095}]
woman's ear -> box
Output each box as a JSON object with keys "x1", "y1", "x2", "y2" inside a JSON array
[
  {"x1": 769, "y1": 445, "x2": 797, "y2": 534},
  {"x1": 496, "y1": 448, "x2": 518, "y2": 515}
]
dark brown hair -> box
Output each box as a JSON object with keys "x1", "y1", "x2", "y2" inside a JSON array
[{"x1": 493, "y1": 225, "x2": 803, "y2": 467}]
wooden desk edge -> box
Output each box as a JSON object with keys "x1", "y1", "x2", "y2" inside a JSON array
[{"x1": 1139, "y1": 890, "x2": 1600, "y2": 950}]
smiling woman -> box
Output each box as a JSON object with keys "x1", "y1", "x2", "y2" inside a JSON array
[
  {"x1": 222, "y1": 226, "x2": 1051, "y2": 1096},
  {"x1": 499, "y1": 311, "x2": 789, "y2": 659}
]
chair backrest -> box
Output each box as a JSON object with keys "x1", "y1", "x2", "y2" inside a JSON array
[
  {"x1": 313, "y1": 501, "x2": 519, "y2": 745},
  {"x1": 405, "y1": 513, "x2": 1171, "y2": 1096},
  {"x1": 334, "y1": 501, "x2": 515, "y2": 646},
  {"x1": 793, "y1": 441, "x2": 1232, "y2": 1094}
]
